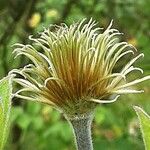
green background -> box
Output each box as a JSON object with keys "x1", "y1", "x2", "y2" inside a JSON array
[{"x1": 0, "y1": 0, "x2": 150, "y2": 149}]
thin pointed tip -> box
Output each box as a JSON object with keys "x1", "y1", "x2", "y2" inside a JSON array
[
  {"x1": 133, "y1": 105, "x2": 141, "y2": 111},
  {"x1": 140, "y1": 53, "x2": 144, "y2": 57}
]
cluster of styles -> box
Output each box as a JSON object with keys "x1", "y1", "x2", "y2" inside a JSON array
[{"x1": 10, "y1": 19, "x2": 150, "y2": 150}]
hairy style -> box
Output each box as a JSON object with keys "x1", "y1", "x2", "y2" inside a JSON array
[{"x1": 11, "y1": 19, "x2": 150, "y2": 116}]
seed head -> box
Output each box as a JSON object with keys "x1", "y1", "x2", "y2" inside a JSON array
[{"x1": 11, "y1": 19, "x2": 150, "y2": 116}]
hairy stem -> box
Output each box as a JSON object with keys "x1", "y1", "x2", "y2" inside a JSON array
[{"x1": 66, "y1": 112, "x2": 94, "y2": 150}]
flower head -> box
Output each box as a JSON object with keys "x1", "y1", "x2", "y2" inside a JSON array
[{"x1": 11, "y1": 19, "x2": 150, "y2": 116}]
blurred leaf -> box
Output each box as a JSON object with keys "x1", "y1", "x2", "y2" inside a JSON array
[
  {"x1": 95, "y1": 107, "x2": 105, "y2": 124},
  {"x1": 0, "y1": 0, "x2": 7, "y2": 11},
  {"x1": 134, "y1": 106, "x2": 150, "y2": 150},
  {"x1": 46, "y1": 9, "x2": 59, "y2": 19},
  {"x1": 16, "y1": 113, "x2": 32, "y2": 130},
  {"x1": 11, "y1": 107, "x2": 23, "y2": 122},
  {"x1": 31, "y1": 116, "x2": 44, "y2": 130},
  {"x1": 27, "y1": 103, "x2": 41, "y2": 115},
  {"x1": 60, "y1": 122, "x2": 72, "y2": 142},
  {"x1": 0, "y1": 76, "x2": 12, "y2": 150},
  {"x1": 28, "y1": 12, "x2": 41, "y2": 28},
  {"x1": 43, "y1": 122, "x2": 63, "y2": 138}
]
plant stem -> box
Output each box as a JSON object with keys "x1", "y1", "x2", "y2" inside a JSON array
[{"x1": 66, "y1": 112, "x2": 94, "y2": 150}]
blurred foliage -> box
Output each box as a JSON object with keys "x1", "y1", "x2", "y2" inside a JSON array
[{"x1": 0, "y1": 0, "x2": 150, "y2": 150}]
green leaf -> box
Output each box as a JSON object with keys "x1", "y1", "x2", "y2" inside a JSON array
[
  {"x1": 134, "y1": 106, "x2": 150, "y2": 150},
  {"x1": 0, "y1": 76, "x2": 13, "y2": 150}
]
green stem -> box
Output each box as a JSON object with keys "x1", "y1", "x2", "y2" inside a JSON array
[{"x1": 67, "y1": 112, "x2": 94, "y2": 150}]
